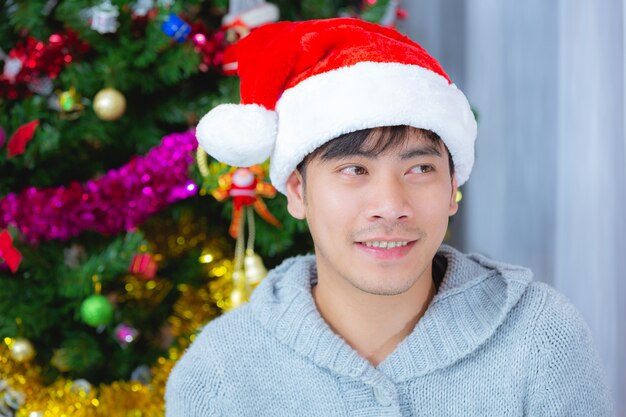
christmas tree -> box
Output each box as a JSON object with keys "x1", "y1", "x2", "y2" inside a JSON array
[{"x1": 0, "y1": 0, "x2": 406, "y2": 415}]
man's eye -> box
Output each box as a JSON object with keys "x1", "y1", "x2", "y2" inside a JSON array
[
  {"x1": 340, "y1": 166, "x2": 367, "y2": 176},
  {"x1": 409, "y1": 165, "x2": 434, "y2": 174}
]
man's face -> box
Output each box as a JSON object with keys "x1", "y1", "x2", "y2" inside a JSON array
[{"x1": 285, "y1": 129, "x2": 458, "y2": 296}]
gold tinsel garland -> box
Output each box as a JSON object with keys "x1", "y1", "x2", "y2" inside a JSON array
[
  {"x1": 0, "y1": 224, "x2": 236, "y2": 416},
  {"x1": 0, "y1": 341, "x2": 178, "y2": 417}
]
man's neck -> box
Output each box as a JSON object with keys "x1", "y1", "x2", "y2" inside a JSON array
[{"x1": 311, "y1": 264, "x2": 437, "y2": 367}]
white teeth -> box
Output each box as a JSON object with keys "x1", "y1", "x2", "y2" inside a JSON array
[{"x1": 362, "y1": 241, "x2": 409, "y2": 249}]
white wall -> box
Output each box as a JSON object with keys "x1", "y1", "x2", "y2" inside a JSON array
[{"x1": 402, "y1": 1, "x2": 625, "y2": 414}]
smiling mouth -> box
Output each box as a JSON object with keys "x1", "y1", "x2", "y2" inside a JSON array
[{"x1": 357, "y1": 240, "x2": 415, "y2": 249}]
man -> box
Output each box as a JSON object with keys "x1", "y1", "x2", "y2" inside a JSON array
[{"x1": 165, "y1": 18, "x2": 614, "y2": 416}]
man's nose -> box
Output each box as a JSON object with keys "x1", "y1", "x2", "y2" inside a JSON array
[{"x1": 363, "y1": 173, "x2": 412, "y2": 222}]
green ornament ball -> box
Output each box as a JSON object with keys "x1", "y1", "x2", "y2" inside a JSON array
[{"x1": 80, "y1": 295, "x2": 114, "y2": 327}]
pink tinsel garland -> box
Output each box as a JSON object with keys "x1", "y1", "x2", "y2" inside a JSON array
[{"x1": 0, "y1": 131, "x2": 198, "y2": 243}]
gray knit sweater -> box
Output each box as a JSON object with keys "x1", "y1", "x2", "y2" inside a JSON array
[{"x1": 165, "y1": 245, "x2": 614, "y2": 416}]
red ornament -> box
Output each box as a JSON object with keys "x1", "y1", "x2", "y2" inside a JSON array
[
  {"x1": 129, "y1": 253, "x2": 157, "y2": 280},
  {"x1": 7, "y1": 119, "x2": 39, "y2": 157},
  {"x1": 0, "y1": 229, "x2": 22, "y2": 273}
]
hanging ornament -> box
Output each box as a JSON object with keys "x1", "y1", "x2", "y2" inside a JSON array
[
  {"x1": 226, "y1": 269, "x2": 247, "y2": 311},
  {"x1": 6, "y1": 337, "x2": 36, "y2": 363},
  {"x1": 90, "y1": 0, "x2": 120, "y2": 34},
  {"x1": 7, "y1": 119, "x2": 39, "y2": 158},
  {"x1": 53, "y1": 87, "x2": 85, "y2": 119},
  {"x1": 93, "y1": 87, "x2": 126, "y2": 121},
  {"x1": 0, "y1": 229, "x2": 22, "y2": 273},
  {"x1": 114, "y1": 323, "x2": 139, "y2": 347},
  {"x1": 197, "y1": 154, "x2": 280, "y2": 308},
  {"x1": 206, "y1": 165, "x2": 280, "y2": 238},
  {"x1": 161, "y1": 13, "x2": 191, "y2": 43},
  {"x1": 243, "y1": 249, "x2": 267, "y2": 286},
  {"x1": 59, "y1": 87, "x2": 81, "y2": 112},
  {"x1": 80, "y1": 294, "x2": 114, "y2": 327},
  {"x1": 129, "y1": 253, "x2": 157, "y2": 279},
  {"x1": 225, "y1": 210, "x2": 266, "y2": 309}
]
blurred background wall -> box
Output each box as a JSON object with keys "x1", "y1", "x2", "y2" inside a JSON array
[{"x1": 403, "y1": 0, "x2": 625, "y2": 414}]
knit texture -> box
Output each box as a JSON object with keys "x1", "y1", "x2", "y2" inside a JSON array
[{"x1": 165, "y1": 245, "x2": 614, "y2": 416}]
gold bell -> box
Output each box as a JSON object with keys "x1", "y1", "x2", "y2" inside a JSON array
[
  {"x1": 244, "y1": 251, "x2": 268, "y2": 286},
  {"x1": 227, "y1": 269, "x2": 247, "y2": 310}
]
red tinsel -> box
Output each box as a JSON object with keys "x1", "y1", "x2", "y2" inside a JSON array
[
  {"x1": 188, "y1": 22, "x2": 227, "y2": 73},
  {"x1": 0, "y1": 31, "x2": 89, "y2": 100}
]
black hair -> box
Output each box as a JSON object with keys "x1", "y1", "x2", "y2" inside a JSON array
[{"x1": 296, "y1": 125, "x2": 455, "y2": 182}]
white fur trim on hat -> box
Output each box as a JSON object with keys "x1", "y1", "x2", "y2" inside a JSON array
[
  {"x1": 196, "y1": 103, "x2": 277, "y2": 167},
  {"x1": 269, "y1": 61, "x2": 477, "y2": 193}
]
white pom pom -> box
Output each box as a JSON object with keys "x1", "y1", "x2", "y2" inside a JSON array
[{"x1": 196, "y1": 104, "x2": 277, "y2": 167}]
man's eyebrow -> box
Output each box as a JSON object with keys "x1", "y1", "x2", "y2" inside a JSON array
[
  {"x1": 399, "y1": 145, "x2": 443, "y2": 159},
  {"x1": 321, "y1": 144, "x2": 443, "y2": 161}
]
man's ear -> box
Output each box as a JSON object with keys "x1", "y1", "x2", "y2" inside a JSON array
[
  {"x1": 449, "y1": 175, "x2": 459, "y2": 216},
  {"x1": 286, "y1": 170, "x2": 306, "y2": 220}
]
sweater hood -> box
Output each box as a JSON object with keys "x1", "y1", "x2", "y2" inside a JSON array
[{"x1": 248, "y1": 244, "x2": 533, "y2": 383}]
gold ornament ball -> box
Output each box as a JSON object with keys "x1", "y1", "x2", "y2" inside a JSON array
[
  {"x1": 10, "y1": 337, "x2": 36, "y2": 363},
  {"x1": 93, "y1": 88, "x2": 126, "y2": 121}
]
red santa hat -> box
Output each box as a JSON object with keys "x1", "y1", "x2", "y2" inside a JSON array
[{"x1": 196, "y1": 17, "x2": 477, "y2": 194}]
